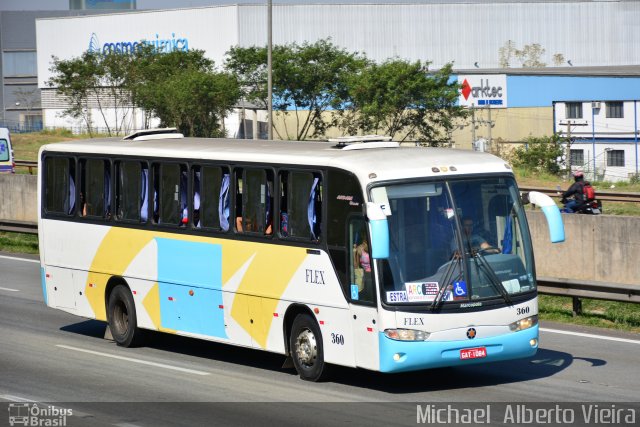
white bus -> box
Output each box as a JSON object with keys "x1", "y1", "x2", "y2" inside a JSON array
[{"x1": 38, "y1": 131, "x2": 564, "y2": 381}]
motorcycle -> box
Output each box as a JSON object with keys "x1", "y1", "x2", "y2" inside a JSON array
[{"x1": 561, "y1": 198, "x2": 602, "y2": 215}]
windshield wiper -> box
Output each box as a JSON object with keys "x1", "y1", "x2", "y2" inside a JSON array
[
  {"x1": 431, "y1": 257, "x2": 462, "y2": 311},
  {"x1": 472, "y1": 250, "x2": 512, "y2": 305}
]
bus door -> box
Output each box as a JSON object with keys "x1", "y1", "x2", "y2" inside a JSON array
[{"x1": 348, "y1": 217, "x2": 379, "y2": 370}]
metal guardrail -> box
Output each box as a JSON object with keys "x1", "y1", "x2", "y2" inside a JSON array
[
  {"x1": 520, "y1": 186, "x2": 640, "y2": 203},
  {"x1": 538, "y1": 276, "x2": 640, "y2": 304},
  {"x1": 15, "y1": 160, "x2": 37, "y2": 175},
  {"x1": 0, "y1": 220, "x2": 38, "y2": 234}
]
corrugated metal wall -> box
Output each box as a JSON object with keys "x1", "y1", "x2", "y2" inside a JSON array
[{"x1": 237, "y1": 2, "x2": 639, "y2": 69}]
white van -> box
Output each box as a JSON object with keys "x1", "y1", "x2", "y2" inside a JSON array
[{"x1": 0, "y1": 127, "x2": 14, "y2": 173}]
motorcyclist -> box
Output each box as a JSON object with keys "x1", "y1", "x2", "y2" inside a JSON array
[{"x1": 561, "y1": 171, "x2": 586, "y2": 213}]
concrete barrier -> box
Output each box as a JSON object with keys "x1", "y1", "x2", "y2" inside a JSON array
[
  {"x1": 527, "y1": 210, "x2": 640, "y2": 286},
  {"x1": 0, "y1": 175, "x2": 637, "y2": 285},
  {"x1": 0, "y1": 174, "x2": 37, "y2": 223}
]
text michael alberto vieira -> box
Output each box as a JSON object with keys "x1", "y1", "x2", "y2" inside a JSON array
[{"x1": 416, "y1": 404, "x2": 636, "y2": 424}]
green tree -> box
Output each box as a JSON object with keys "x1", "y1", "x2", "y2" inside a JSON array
[
  {"x1": 48, "y1": 51, "x2": 136, "y2": 136},
  {"x1": 510, "y1": 135, "x2": 565, "y2": 175},
  {"x1": 129, "y1": 48, "x2": 241, "y2": 137},
  {"x1": 225, "y1": 39, "x2": 367, "y2": 140},
  {"x1": 340, "y1": 60, "x2": 466, "y2": 145},
  {"x1": 48, "y1": 52, "x2": 101, "y2": 136}
]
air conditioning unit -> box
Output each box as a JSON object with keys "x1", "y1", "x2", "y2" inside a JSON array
[{"x1": 592, "y1": 101, "x2": 601, "y2": 109}]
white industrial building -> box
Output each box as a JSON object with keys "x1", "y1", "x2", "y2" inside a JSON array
[{"x1": 34, "y1": 1, "x2": 640, "y2": 179}]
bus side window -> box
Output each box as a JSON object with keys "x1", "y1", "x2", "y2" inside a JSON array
[
  {"x1": 350, "y1": 218, "x2": 374, "y2": 303},
  {"x1": 282, "y1": 171, "x2": 322, "y2": 241},
  {"x1": 44, "y1": 157, "x2": 70, "y2": 215},
  {"x1": 154, "y1": 163, "x2": 186, "y2": 226},
  {"x1": 196, "y1": 165, "x2": 227, "y2": 231},
  {"x1": 240, "y1": 168, "x2": 273, "y2": 235},
  {"x1": 115, "y1": 160, "x2": 142, "y2": 222},
  {"x1": 80, "y1": 158, "x2": 108, "y2": 218},
  {"x1": 326, "y1": 168, "x2": 365, "y2": 299},
  {"x1": 68, "y1": 160, "x2": 76, "y2": 215},
  {"x1": 219, "y1": 172, "x2": 230, "y2": 231},
  {"x1": 278, "y1": 172, "x2": 288, "y2": 237},
  {"x1": 234, "y1": 168, "x2": 244, "y2": 232}
]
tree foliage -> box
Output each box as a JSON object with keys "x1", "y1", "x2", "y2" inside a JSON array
[
  {"x1": 340, "y1": 60, "x2": 466, "y2": 145},
  {"x1": 499, "y1": 40, "x2": 552, "y2": 68},
  {"x1": 130, "y1": 47, "x2": 240, "y2": 137},
  {"x1": 510, "y1": 135, "x2": 565, "y2": 175},
  {"x1": 226, "y1": 39, "x2": 367, "y2": 140},
  {"x1": 48, "y1": 47, "x2": 241, "y2": 137}
]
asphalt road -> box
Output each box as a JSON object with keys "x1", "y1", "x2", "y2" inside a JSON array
[{"x1": 1, "y1": 252, "x2": 639, "y2": 426}]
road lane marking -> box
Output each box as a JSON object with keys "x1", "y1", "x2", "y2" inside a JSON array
[
  {"x1": 55, "y1": 344, "x2": 210, "y2": 376},
  {"x1": 541, "y1": 328, "x2": 640, "y2": 345},
  {"x1": 0, "y1": 287, "x2": 19, "y2": 292},
  {"x1": 0, "y1": 254, "x2": 40, "y2": 264},
  {"x1": 0, "y1": 394, "x2": 36, "y2": 402}
]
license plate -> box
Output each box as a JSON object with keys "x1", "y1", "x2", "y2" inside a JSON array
[
  {"x1": 591, "y1": 208, "x2": 600, "y2": 214},
  {"x1": 460, "y1": 347, "x2": 487, "y2": 360}
]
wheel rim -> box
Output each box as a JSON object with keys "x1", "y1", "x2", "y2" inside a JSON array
[
  {"x1": 113, "y1": 300, "x2": 129, "y2": 336},
  {"x1": 294, "y1": 327, "x2": 317, "y2": 368}
]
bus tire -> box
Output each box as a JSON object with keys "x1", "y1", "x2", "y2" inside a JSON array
[
  {"x1": 290, "y1": 313, "x2": 330, "y2": 382},
  {"x1": 107, "y1": 284, "x2": 145, "y2": 347}
]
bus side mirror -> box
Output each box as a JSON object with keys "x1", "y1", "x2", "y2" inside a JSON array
[
  {"x1": 526, "y1": 191, "x2": 565, "y2": 243},
  {"x1": 366, "y1": 202, "x2": 389, "y2": 259}
]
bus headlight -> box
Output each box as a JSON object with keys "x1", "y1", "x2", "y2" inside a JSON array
[
  {"x1": 509, "y1": 315, "x2": 538, "y2": 332},
  {"x1": 384, "y1": 329, "x2": 430, "y2": 341}
]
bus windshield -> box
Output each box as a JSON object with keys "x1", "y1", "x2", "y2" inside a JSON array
[
  {"x1": 0, "y1": 139, "x2": 9, "y2": 162},
  {"x1": 372, "y1": 176, "x2": 535, "y2": 306}
]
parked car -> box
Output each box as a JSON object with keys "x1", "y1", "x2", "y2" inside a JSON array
[{"x1": 0, "y1": 127, "x2": 14, "y2": 173}]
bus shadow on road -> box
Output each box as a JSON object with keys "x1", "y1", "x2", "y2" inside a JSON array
[
  {"x1": 332, "y1": 348, "x2": 604, "y2": 393},
  {"x1": 60, "y1": 319, "x2": 289, "y2": 373},
  {"x1": 60, "y1": 320, "x2": 604, "y2": 392}
]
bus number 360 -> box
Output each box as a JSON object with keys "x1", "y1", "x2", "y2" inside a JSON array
[
  {"x1": 331, "y1": 333, "x2": 345, "y2": 345},
  {"x1": 517, "y1": 307, "x2": 530, "y2": 315}
]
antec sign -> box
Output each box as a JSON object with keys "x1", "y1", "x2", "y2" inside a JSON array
[{"x1": 458, "y1": 74, "x2": 508, "y2": 108}]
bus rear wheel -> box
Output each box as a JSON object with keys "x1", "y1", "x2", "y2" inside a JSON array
[
  {"x1": 107, "y1": 284, "x2": 145, "y2": 347},
  {"x1": 290, "y1": 313, "x2": 330, "y2": 382}
]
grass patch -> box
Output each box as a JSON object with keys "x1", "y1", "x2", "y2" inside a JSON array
[
  {"x1": 11, "y1": 129, "x2": 109, "y2": 163},
  {"x1": 539, "y1": 294, "x2": 640, "y2": 333},
  {"x1": 0, "y1": 232, "x2": 39, "y2": 255}
]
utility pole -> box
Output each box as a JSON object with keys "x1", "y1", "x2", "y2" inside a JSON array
[
  {"x1": 566, "y1": 122, "x2": 572, "y2": 179},
  {"x1": 267, "y1": 0, "x2": 273, "y2": 140},
  {"x1": 487, "y1": 105, "x2": 493, "y2": 154},
  {"x1": 471, "y1": 104, "x2": 476, "y2": 146}
]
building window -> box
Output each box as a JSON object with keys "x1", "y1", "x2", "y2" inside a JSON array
[
  {"x1": 566, "y1": 102, "x2": 583, "y2": 119},
  {"x1": 2, "y1": 51, "x2": 37, "y2": 77},
  {"x1": 606, "y1": 102, "x2": 624, "y2": 119},
  {"x1": 570, "y1": 149, "x2": 584, "y2": 167},
  {"x1": 606, "y1": 150, "x2": 625, "y2": 167}
]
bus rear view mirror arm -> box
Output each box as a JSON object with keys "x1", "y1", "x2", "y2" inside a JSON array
[
  {"x1": 366, "y1": 202, "x2": 389, "y2": 259},
  {"x1": 526, "y1": 191, "x2": 565, "y2": 243}
]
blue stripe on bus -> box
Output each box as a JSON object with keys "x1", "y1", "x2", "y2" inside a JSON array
[
  {"x1": 156, "y1": 238, "x2": 227, "y2": 338},
  {"x1": 378, "y1": 325, "x2": 538, "y2": 373},
  {"x1": 155, "y1": 238, "x2": 222, "y2": 289},
  {"x1": 40, "y1": 266, "x2": 48, "y2": 305},
  {"x1": 0, "y1": 165, "x2": 13, "y2": 171}
]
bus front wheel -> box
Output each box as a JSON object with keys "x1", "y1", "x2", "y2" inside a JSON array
[
  {"x1": 290, "y1": 313, "x2": 330, "y2": 382},
  {"x1": 107, "y1": 284, "x2": 145, "y2": 347}
]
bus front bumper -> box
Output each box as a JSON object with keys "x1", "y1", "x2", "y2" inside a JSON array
[{"x1": 378, "y1": 325, "x2": 539, "y2": 373}]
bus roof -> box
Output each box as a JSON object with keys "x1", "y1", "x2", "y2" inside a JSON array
[{"x1": 39, "y1": 137, "x2": 512, "y2": 184}]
